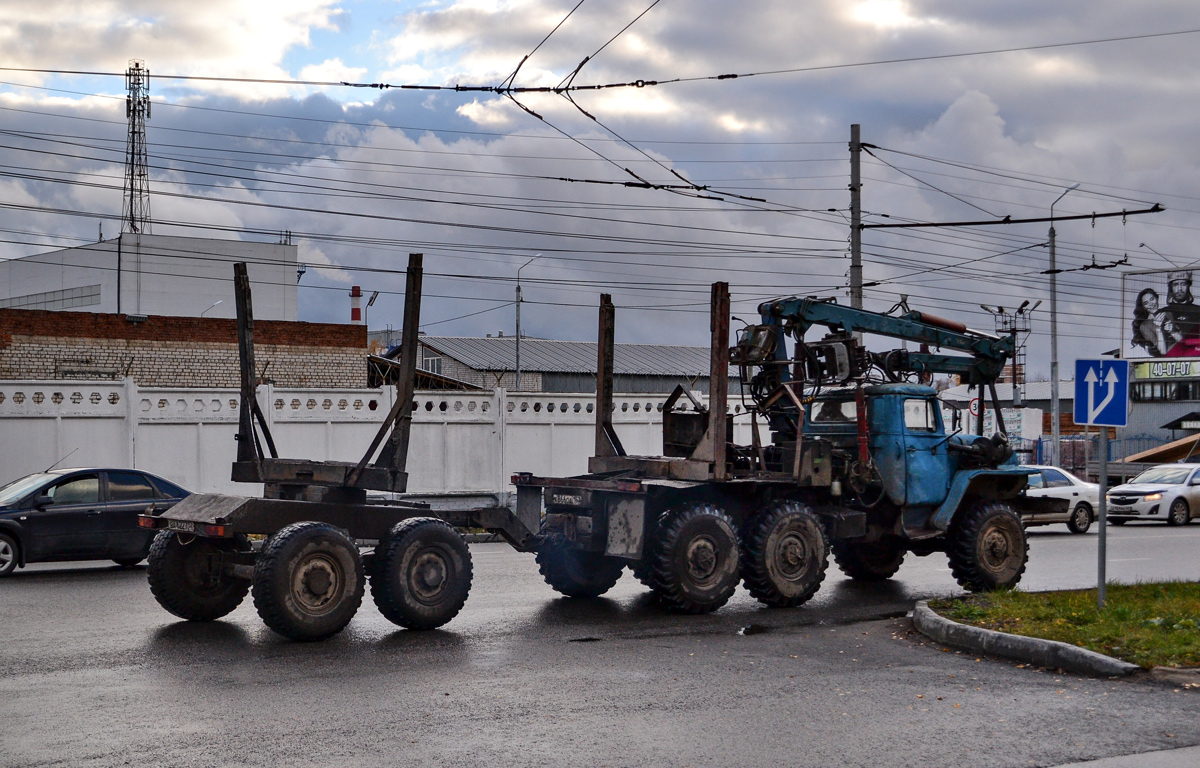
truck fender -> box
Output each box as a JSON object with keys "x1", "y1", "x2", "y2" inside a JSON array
[{"x1": 931, "y1": 467, "x2": 1037, "y2": 531}]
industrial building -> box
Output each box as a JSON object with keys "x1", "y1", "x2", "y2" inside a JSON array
[{"x1": 0, "y1": 234, "x2": 298, "y2": 322}]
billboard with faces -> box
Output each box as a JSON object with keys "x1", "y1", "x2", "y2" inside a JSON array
[{"x1": 1124, "y1": 268, "x2": 1200, "y2": 358}]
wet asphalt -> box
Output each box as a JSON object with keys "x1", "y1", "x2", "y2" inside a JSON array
[{"x1": 1, "y1": 523, "x2": 1198, "y2": 768}]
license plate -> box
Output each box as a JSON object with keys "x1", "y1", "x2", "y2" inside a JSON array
[
  {"x1": 167, "y1": 519, "x2": 196, "y2": 533},
  {"x1": 1108, "y1": 506, "x2": 1133, "y2": 513},
  {"x1": 552, "y1": 493, "x2": 585, "y2": 506}
]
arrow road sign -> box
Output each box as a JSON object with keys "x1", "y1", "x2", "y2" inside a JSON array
[{"x1": 1073, "y1": 359, "x2": 1129, "y2": 427}]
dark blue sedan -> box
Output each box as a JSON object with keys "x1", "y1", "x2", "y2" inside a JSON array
[{"x1": 0, "y1": 468, "x2": 189, "y2": 576}]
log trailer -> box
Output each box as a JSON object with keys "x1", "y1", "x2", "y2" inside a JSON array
[{"x1": 139, "y1": 256, "x2": 540, "y2": 641}]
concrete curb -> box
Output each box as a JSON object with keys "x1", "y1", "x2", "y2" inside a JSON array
[{"x1": 911, "y1": 600, "x2": 1142, "y2": 678}]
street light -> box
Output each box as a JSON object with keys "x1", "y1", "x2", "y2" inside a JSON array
[
  {"x1": 1049, "y1": 182, "x2": 1080, "y2": 468},
  {"x1": 200, "y1": 300, "x2": 223, "y2": 317},
  {"x1": 515, "y1": 254, "x2": 542, "y2": 391},
  {"x1": 365, "y1": 290, "x2": 379, "y2": 328}
]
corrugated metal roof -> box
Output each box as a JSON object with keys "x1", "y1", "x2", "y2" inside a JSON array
[{"x1": 416, "y1": 336, "x2": 714, "y2": 376}]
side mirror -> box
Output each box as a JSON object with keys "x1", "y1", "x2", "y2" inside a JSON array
[{"x1": 31, "y1": 494, "x2": 52, "y2": 508}]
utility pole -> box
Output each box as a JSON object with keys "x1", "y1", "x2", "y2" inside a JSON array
[{"x1": 849, "y1": 124, "x2": 863, "y2": 310}]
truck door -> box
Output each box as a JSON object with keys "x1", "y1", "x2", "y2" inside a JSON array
[{"x1": 902, "y1": 398, "x2": 953, "y2": 506}]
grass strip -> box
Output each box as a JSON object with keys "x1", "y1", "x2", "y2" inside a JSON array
[{"x1": 929, "y1": 581, "x2": 1200, "y2": 669}]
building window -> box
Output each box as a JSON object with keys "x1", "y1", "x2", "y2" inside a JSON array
[
  {"x1": 1132, "y1": 380, "x2": 1200, "y2": 402},
  {"x1": 422, "y1": 355, "x2": 443, "y2": 375}
]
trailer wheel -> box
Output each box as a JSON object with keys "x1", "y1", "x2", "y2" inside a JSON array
[
  {"x1": 536, "y1": 535, "x2": 625, "y2": 598},
  {"x1": 370, "y1": 518, "x2": 473, "y2": 630},
  {"x1": 742, "y1": 501, "x2": 828, "y2": 607},
  {"x1": 252, "y1": 522, "x2": 364, "y2": 641},
  {"x1": 146, "y1": 530, "x2": 251, "y2": 621},
  {"x1": 831, "y1": 538, "x2": 905, "y2": 581},
  {"x1": 947, "y1": 500, "x2": 1027, "y2": 592},
  {"x1": 652, "y1": 504, "x2": 740, "y2": 614}
]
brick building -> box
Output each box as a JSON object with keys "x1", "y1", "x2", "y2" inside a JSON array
[{"x1": 0, "y1": 308, "x2": 366, "y2": 388}]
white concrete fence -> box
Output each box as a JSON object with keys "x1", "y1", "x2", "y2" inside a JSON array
[{"x1": 0, "y1": 380, "x2": 759, "y2": 501}]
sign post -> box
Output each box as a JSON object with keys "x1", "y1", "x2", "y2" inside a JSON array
[{"x1": 1073, "y1": 358, "x2": 1130, "y2": 609}]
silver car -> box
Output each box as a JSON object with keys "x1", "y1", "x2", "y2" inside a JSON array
[
  {"x1": 1106, "y1": 463, "x2": 1200, "y2": 526},
  {"x1": 1021, "y1": 465, "x2": 1101, "y2": 534}
]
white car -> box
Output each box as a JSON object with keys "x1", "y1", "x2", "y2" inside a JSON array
[
  {"x1": 1106, "y1": 464, "x2": 1200, "y2": 526},
  {"x1": 1021, "y1": 465, "x2": 1101, "y2": 534}
]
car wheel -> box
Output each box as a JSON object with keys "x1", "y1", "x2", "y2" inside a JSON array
[
  {"x1": 0, "y1": 533, "x2": 18, "y2": 577},
  {"x1": 1067, "y1": 503, "x2": 1093, "y2": 534},
  {"x1": 1167, "y1": 498, "x2": 1190, "y2": 526}
]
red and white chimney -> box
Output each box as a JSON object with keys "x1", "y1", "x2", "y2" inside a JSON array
[{"x1": 350, "y1": 285, "x2": 363, "y2": 324}]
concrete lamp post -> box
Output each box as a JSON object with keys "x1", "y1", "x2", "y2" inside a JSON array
[
  {"x1": 515, "y1": 254, "x2": 542, "y2": 391},
  {"x1": 1049, "y1": 182, "x2": 1079, "y2": 468}
]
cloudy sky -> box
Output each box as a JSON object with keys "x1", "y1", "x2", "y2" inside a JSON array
[{"x1": 2, "y1": 1, "x2": 1199, "y2": 376}]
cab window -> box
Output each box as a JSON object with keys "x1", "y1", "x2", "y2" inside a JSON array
[
  {"x1": 1025, "y1": 472, "x2": 1044, "y2": 489},
  {"x1": 811, "y1": 400, "x2": 857, "y2": 423},
  {"x1": 903, "y1": 399, "x2": 938, "y2": 432},
  {"x1": 47, "y1": 475, "x2": 100, "y2": 506}
]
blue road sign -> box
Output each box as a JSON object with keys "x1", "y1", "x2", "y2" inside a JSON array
[{"x1": 1073, "y1": 359, "x2": 1130, "y2": 427}]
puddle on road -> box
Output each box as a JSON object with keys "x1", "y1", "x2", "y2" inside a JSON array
[{"x1": 737, "y1": 624, "x2": 771, "y2": 636}]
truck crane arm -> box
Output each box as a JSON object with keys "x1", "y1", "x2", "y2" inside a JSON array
[{"x1": 750, "y1": 296, "x2": 1015, "y2": 387}]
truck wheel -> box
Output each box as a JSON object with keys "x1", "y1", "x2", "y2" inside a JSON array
[
  {"x1": 146, "y1": 530, "x2": 251, "y2": 621},
  {"x1": 252, "y1": 522, "x2": 364, "y2": 641},
  {"x1": 947, "y1": 501, "x2": 1027, "y2": 592},
  {"x1": 370, "y1": 518, "x2": 472, "y2": 630},
  {"x1": 1067, "y1": 503, "x2": 1093, "y2": 534},
  {"x1": 831, "y1": 538, "x2": 904, "y2": 581},
  {"x1": 742, "y1": 501, "x2": 828, "y2": 607},
  {"x1": 535, "y1": 535, "x2": 625, "y2": 598},
  {"x1": 651, "y1": 504, "x2": 740, "y2": 614}
]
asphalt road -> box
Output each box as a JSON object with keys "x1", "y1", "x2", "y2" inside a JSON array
[{"x1": 1, "y1": 522, "x2": 1198, "y2": 768}]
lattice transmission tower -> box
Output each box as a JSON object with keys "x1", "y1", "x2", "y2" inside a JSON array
[{"x1": 121, "y1": 60, "x2": 152, "y2": 234}]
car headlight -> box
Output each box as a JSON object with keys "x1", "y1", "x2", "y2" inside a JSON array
[{"x1": 1143, "y1": 493, "x2": 1163, "y2": 502}]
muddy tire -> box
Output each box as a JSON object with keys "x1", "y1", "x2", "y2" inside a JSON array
[
  {"x1": 1067, "y1": 503, "x2": 1093, "y2": 534},
  {"x1": 1168, "y1": 498, "x2": 1190, "y2": 526},
  {"x1": 742, "y1": 500, "x2": 828, "y2": 607},
  {"x1": 370, "y1": 518, "x2": 472, "y2": 630},
  {"x1": 651, "y1": 504, "x2": 740, "y2": 614},
  {"x1": 947, "y1": 500, "x2": 1027, "y2": 592},
  {"x1": 831, "y1": 537, "x2": 905, "y2": 581},
  {"x1": 146, "y1": 530, "x2": 251, "y2": 621},
  {"x1": 252, "y1": 522, "x2": 364, "y2": 641},
  {"x1": 536, "y1": 536, "x2": 625, "y2": 598}
]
